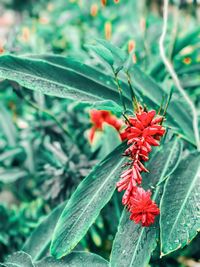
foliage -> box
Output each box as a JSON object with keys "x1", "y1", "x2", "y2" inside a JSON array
[{"x1": 0, "y1": 0, "x2": 200, "y2": 266}]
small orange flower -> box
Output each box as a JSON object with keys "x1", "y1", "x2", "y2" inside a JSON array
[
  {"x1": 0, "y1": 46, "x2": 5, "y2": 54},
  {"x1": 101, "y1": 0, "x2": 107, "y2": 7},
  {"x1": 128, "y1": 40, "x2": 136, "y2": 53},
  {"x1": 105, "y1": 21, "x2": 112, "y2": 40},
  {"x1": 88, "y1": 110, "x2": 123, "y2": 143},
  {"x1": 90, "y1": 4, "x2": 98, "y2": 17},
  {"x1": 21, "y1": 27, "x2": 30, "y2": 42},
  {"x1": 183, "y1": 57, "x2": 192, "y2": 65}
]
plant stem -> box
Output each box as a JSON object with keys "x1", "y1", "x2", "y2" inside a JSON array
[
  {"x1": 125, "y1": 71, "x2": 139, "y2": 112},
  {"x1": 112, "y1": 67, "x2": 127, "y2": 113},
  {"x1": 159, "y1": 0, "x2": 200, "y2": 151}
]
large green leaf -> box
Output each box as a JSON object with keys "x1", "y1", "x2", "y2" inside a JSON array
[
  {"x1": 160, "y1": 151, "x2": 200, "y2": 256},
  {"x1": 110, "y1": 138, "x2": 183, "y2": 267},
  {"x1": 35, "y1": 252, "x2": 109, "y2": 267},
  {"x1": 4, "y1": 252, "x2": 34, "y2": 267},
  {"x1": 50, "y1": 143, "x2": 126, "y2": 258},
  {"x1": 0, "y1": 54, "x2": 131, "y2": 107},
  {"x1": 92, "y1": 123, "x2": 122, "y2": 159},
  {"x1": 22, "y1": 201, "x2": 66, "y2": 261},
  {"x1": 0, "y1": 54, "x2": 195, "y2": 145}
]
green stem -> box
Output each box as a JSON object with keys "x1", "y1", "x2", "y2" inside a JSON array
[
  {"x1": 126, "y1": 71, "x2": 139, "y2": 112},
  {"x1": 112, "y1": 67, "x2": 127, "y2": 113}
]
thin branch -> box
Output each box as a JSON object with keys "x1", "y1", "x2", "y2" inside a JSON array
[
  {"x1": 112, "y1": 66, "x2": 127, "y2": 113},
  {"x1": 125, "y1": 71, "x2": 139, "y2": 112},
  {"x1": 159, "y1": 0, "x2": 200, "y2": 151}
]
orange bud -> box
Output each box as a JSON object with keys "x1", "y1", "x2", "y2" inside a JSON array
[
  {"x1": 21, "y1": 27, "x2": 30, "y2": 42},
  {"x1": 105, "y1": 21, "x2": 112, "y2": 40},
  {"x1": 47, "y1": 3, "x2": 54, "y2": 11},
  {"x1": 183, "y1": 57, "x2": 192, "y2": 65},
  {"x1": 90, "y1": 4, "x2": 98, "y2": 17},
  {"x1": 0, "y1": 46, "x2": 5, "y2": 54},
  {"x1": 140, "y1": 17, "x2": 146, "y2": 32},
  {"x1": 39, "y1": 16, "x2": 49, "y2": 25},
  {"x1": 132, "y1": 54, "x2": 137, "y2": 64},
  {"x1": 128, "y1": 40, "x2": 136, "y2": 53},
  {"x1": 114, "y1": 0, "x2": 120, "y2": 3},
  {"x1": 101, "y1": 0, "x2": 107, "y2": 7}
]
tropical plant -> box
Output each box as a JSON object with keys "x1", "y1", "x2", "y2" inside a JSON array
[{"x1": 0, "y1": 0, "x2": 199, "y2": 266}]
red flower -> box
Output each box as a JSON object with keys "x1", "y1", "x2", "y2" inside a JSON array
[
  {"x1": 88, "y1": 110, "x2": 123, "y2": 143},
  {"x1": 117, "y1": 160, "x2": 148, "y2": 205},
  {"x1": 128, "y1": 187, "x2": 160, "y2": 227},
  {"x1": 116, "y1": 107, "x2": 165, "y2": 227}
]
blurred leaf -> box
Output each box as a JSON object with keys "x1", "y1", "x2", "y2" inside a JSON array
[
  {"x1": 95, "y1": 39, "x2": 126, "y2": 66},
  {"x1": 90, "y1": 100, "x2": 123, "y2": 116},
  {"x1": 50, "y1": 143, "x2": 126, "y2": 258},
  {"x1": 23, "y1": 201, "x2": 67, "y2": 261},
  {"x1": 0, "y1": 147, "x2": 24, "y2": 163},
  {"x1": 86, "y1": 44, "x2": 114, "y2": 66},
  {"x1": 35, "y1": 252, "x2": 109, "y2": 267},
  {"x1": 92, "y1": 124, "x2": 122, "y2": 159},
  {"x1": 150, "y1": 28, "x2": 200, "y2": 77},
  {"x1": 0, "y1": 104, "x2": 17, "y2": 147},
  {"x1": 0, "y1": 168, "x2": 27, "y2": 183},
  {"x1": 160, "y1": 151, "x2": 200, "y2": 256},
  {"x1": 0, "y1": 264, "x2": 19, "y2": 267},
  {"x1": 4, "y1": 251, "x2": 34, "y2": 267},
  {"x1": 110, "y1": 138, "x2": 183, "y2": 267}
]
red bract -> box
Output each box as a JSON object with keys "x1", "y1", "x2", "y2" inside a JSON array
[
  {"x1": 116, "y1": 108, "x2": 165, "y2": 227},
  {"x1": 128, "y1": 187, "x2": 160, "y2": 227},
  {"x1": 88, "y1": 110, "x2": 123, "y2": 143}
]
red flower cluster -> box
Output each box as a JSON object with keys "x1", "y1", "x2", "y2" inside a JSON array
[
  {"x1": 117, "y1": 108, "x2": 165, "y2": 226},
  {"x1": 88, "y1": 110, "x2": 123, "y2": 143}
]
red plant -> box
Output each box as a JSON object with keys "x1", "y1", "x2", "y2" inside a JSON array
[
  {"x1": 128, "y1": 187, "x2": 160, "y2": 227},
  {"x1": 88, "y1": 110, "x2": 123, "y2": 143},
  {"x1": 117, "y1": 107, "x2": 165, "y2": 226}
]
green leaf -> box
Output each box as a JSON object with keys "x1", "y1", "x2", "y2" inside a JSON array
[
  {"x1": 160, "y1": 151, "x2": 200, "y2": 256},
  {"x1": 0, "y1": 147, "x2": 24, "y2": 163},
  {"x1": 0, "y1": 54, "x2": 195, "y2": 145},
  {"x1": 0, "y1": 54, "x2": 131, "y2": 108},
  {"x1": 22, "y1": 201, "x2": 67, "y2": 261},
  {"x1": 90, "y1": 100, "x2": 123, "y2": 116},
  {"x1": 95, "y1": 39, "x2": 126, "y2": 65},
  {"x1": 4, "y1": 252, "x2": 34, "y2": 267},
  {"x1": 92, "y1": 124, "x2": 122, "y2": 159},
  {"x1": 35, "y1": 252, "x2": 109, "y2": 267},
  {"x1": 0, "y1": 104, "x2": 17, "y2": 147},
  {"x1": 50, "y1": 143, "x2": 126, "y2": 258},
  {"x1": 0, "y1": 168, "x2": 28, "y2": 183},
  {"x1": 0, "y1": 264, "x2": 19, "y2": 267},
  {"x1": 86, "y1": 44, "x2": 114, "y2": 66},
  {"x1": 110, "y1": 138, "x2": 183, "y2": 267}
]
